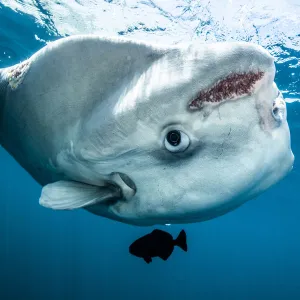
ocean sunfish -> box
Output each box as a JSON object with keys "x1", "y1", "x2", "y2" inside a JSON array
[{"x1": 0, "y1": 35, "x2": 294, "y2": 226}]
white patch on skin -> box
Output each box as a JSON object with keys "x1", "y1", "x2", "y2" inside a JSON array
[
  {"x1": 7, "y1": 60, "x2": 31, "y2": 90},
  {"x1": 272, "y1": 93, "x2": 286, "y2": 122}
]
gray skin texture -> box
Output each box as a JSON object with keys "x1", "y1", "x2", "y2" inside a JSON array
[{"x1": 0, "y1": 35, "x2": 294, "y2": 226}]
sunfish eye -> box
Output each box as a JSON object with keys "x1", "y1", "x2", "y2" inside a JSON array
[{"x1": 164, "y1": 130, "x2": 190, "y2": 152}]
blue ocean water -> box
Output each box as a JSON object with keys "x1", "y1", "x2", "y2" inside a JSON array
[{"x1": 0, "y1": 2, "x2": 300, "y2": 300}]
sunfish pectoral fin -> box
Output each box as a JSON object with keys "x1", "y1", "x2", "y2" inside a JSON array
[{"x1": 39, "y1": 180, "x2": 119, "y2": 210}]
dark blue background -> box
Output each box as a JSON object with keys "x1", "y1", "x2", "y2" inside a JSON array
[{"x1": 1, "y1": 3, "x2": 300, "y2": 300}]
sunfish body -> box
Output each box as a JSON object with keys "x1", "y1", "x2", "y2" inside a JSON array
[
  {"x1": 129, "y1": 229, "x2": 187, "y2": 263},
  {"x1": 0, "y1": 35, "x2": 294, "y2": 226}
]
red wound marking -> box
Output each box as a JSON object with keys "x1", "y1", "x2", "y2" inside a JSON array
[{"x1": 189, "y1": 71, "x2": 264, "y2": 109}]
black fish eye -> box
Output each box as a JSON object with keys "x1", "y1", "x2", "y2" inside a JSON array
[{"x1": 166, "y1": 130, "x2": 181, "y2": 146}]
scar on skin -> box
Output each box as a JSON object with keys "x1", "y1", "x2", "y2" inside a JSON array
[
  {"x1": 7, "y1": 60, "x2": 31, "y2": 90},
  {"x1": 189, "y1": 71, "x2": 264, "y2": 110}
]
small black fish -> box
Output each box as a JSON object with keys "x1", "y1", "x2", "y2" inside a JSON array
[{"x1": 129, "y1": 229, "x2": 187, "y2": 263}]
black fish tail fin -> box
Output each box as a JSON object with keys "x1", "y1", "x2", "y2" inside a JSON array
[{"x1": 174, "y1": 230, "x2": 187, "y2": 252}]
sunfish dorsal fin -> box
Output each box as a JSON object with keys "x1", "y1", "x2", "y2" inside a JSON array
[{"x1": 39, "y1": 180, "x2": 118, "y2": 210}]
